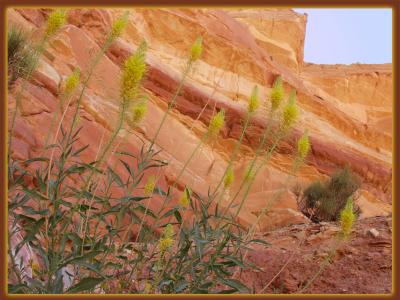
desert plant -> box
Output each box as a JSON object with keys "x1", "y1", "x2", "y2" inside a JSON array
[
  {"x1": 7, "y1": 9, "x2": 325, "y2": 295},
  {"x1": 297, "y1": 197, "x2": 357, "y2": 293},
  {"x1": 7, "y1": 26, "x2": 37, "y2": 87},
  {"x1": 300, "y1": 167, "x2": 360, "y2": 222}
]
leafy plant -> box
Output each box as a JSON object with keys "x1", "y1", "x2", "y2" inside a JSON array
[{"x1": 7, "y1": 8, "x2": 318, "y2": 295}]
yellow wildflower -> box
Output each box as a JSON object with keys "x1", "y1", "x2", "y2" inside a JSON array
[
  {"x1": 45, "y1": 9, "x2": 67, "y2": 37},
  {"x1": 159, "y1": 237, "x2": 173, "y2": 253},
  {"x1": 144, "y1": 281, "x2": 152, "y2": 293},
  {"x1": 130, "y1": 99, "x2": 148, "y2": 125},
  {"x1": 208, "y1": 109, "x2": 225, "y2": 137},
  {"x1": 179, "y1": 188, "x2": 190, "y2": 207},
  {"x1": 31, "y1": 263, "x2": 40, "y2": 275},
  {"x1": 144, "y1": 175, "x2": 156, "y2": 196},
  {"x1": 224, "y1": 166, "x2": 234, "y2": 189},
  {"x1": 297, "y1": 130, "x2": 311, "y2": 159},
  {"x1": 111, "y1": 11, "x2": 129, "y2": 39},
  {"x1": 270, "y1": 76, "x2": 284, "y2": 111},
  {"x1": 339, "y1": 198, "x2": 356, "y2": 238},
  {"x1": 190, "y1": 37, "x2": 203, "y2": 61},
  {"x1": 248, "y1": 85, "x2": 260, "y2": 114},
  {"x1": 282, "y1": 90, "x2": 298, "y2": 130},
  {"x1": 64, "y1": 68, "x2": 80, "y2": 94},
  {"x1": 120, "y1": 41, "x2": 147, "y2": 103}
]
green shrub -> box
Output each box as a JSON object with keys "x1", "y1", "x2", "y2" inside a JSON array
[
  {"x1": 300, "y1": 167, "x2": 360, "y2": 222},
  {"x1": 7, "y1": 26, "x2": 37, "y2": 86}
]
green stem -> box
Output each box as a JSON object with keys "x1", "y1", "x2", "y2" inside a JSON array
[
  {"x1": 64, "y1": 35, "x2": 114, "y2": 150},
  {"x1": 218, "y1": 109, "x2": 276, "y2": 217},
  {"x1": 212, "y1": 112, "x2": 252, "y2": 201},
  {"x1": 157, "y1": 132, "x2": 209, "y2": 217},
  {"x1": 233, "y1": 131, "x2": 287, "y2": 219},
  {"x1": 147, "y1": 60, "x2": 193, "y2": 155}
]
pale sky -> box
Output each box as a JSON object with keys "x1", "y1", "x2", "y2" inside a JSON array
[{"x1": 294, "y1": 9, "x2": 392, "y2": 64}]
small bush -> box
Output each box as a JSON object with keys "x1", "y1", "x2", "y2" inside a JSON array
[
  {"x1": 7, "y1": 26, "x2": 37, "y2": 86},
  {"x1": 300, "y1": 167, "x2": 360, "y2": 222}
]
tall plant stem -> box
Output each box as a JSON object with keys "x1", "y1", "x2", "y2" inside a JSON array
[
  {"x1": 146, "y1": 60, "x2": 193, "y2": 156},
  {"x1": 216, "y1": 110, "x2": 276, "y2": 219},
  {"x1": 213, "y1": 112, "x2": 252, "y2": 203},
  {"x1": 8, "y1": 38, "x2": 47, "y2": 158}
]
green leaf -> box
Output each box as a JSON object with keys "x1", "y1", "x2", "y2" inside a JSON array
[
  {"x1": 218, "y1": 278, "x2": 248, "y2": 293},
  {"x1": 119, "y1": 195, "x2": 149, "y2": 203},
  {"x1": 59, "y1": 250, "x2": 102, "y2": 268},
  {"x1": 221, "y1": 255, "x2": 245, "y2": 268},
  {"x1": 248, "y1": 239, "x2": 271, "y2": 247},
  {"x1": 23, "y1": 157, "x2": 49, "y2": 165},
  {"x1": 107, "y1": 166, "x2": 124, "y2": 187},
  {"x1": 66, "y1": 277, "x2": 104, "y2": 294},
  {"x1": 72, "y1": 144, "x2": 89, "y2": 157},
  {"x1": 161, "y1": 207, "x2": 179, "y2": 218},
  {"x1": 174, "y1": 210, "x2": 182, "y2": 224},
  {"x1": 8, "y1": 283, "x2": 29, "y2": 294}
]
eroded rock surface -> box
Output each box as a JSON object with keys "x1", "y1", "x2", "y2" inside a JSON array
[{"x1": 8, "y1": 8, "x2": 392, "y2": 235}]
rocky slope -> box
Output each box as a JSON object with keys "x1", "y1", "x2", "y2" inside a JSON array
[
  {"x1": 7, "y1": 8, "x2": 392, "y2": 293},
  {"x1": 8, "y1": 8, "x2": 392, "y2": 229}
]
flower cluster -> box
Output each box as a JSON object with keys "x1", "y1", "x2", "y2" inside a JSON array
[
  {"x1": 208, "y1": 109, "x2": 225, "y2": 137},
  {"x1": 159, "y1": 224, "x2": 174, "y2": 253},
  {"x1": 144, "y1": 175, "x2": 156, "y2": 196},
  {"x1": 120, "y1": 41, "x2": 147, "y2": 103},
  {"x1": 297, "y1": 130, "x2": 310, "y2": 159},
  {"x1": 190, "y1": 37, "x2": 203, "y2": 61},
  {"x1": 282, "y1": 90, "x2": 298, "y2": 130},
  {"x1": 270, "y1": 76, "x2": 284, "y2": 111},
  {"x1": 129, "y1": 98, "x2": 148, "y2": 126},
  {"x1": 179, "y1": 187, "x2": 190, "y2": 207},
  {"x1": 248, "y1": 85, "x2": 260, "y2": 114},
  {"x1": 111, "y1": 11, "x2": 129, "y2": 39},
  {"x1": 45, "y1": 9, "x2": 67, "y2": 38},
  {"x1": 64, "y1": 68, "x2": 80, "y2": 95},
  {"x1": 339, "y1": 197, "x2": 356, "y2": 238},
  {"x1": 224, "y1": 166, "x2": 234, "y2": 189}
]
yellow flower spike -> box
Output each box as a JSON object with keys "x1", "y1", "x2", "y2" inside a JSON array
[
  {"x1": 45, "y1": 9, "x2": 67, "y2": 38},
  {"x1": 208, "y1": 109, "x2": 225, "y2": 137},
  {"x1": 144, "y1": 175, "x2": 156, "y2": 196},
  {"x1": 144, "y1": 281, "x2": 152, "y2": 293},
  {"x1": 64, "y1": 68, "x2": 80, "y2": 94},
  {"x1": 159, "y1": 237, "x2": 174, "y2": 253},
  {"x1": 248, "y1": 85, "x2": 260, "y2": 114},
  {"x1": 130, "y1": 99, "x2": 148, "y2": 125},
  {"x1": 282, "y1": 90, "x2": 298, "y2": 130},
  {"x1": 163, "y1": 223, "x2": 174, "y2": 239},
  {"x1": 339, "y1": 197, "x2": 356, "y2": 238},
  {"x1": 190, "y1": 36, "x2": 203, "y2": 61},
  {"x1": 224, "y1": 166, "x2": 234, "y2": 189},
  {"x1": 111, "y1": 11, "x2": 129, "y2": 39},
  {"x1": 179, "y1": 187, "x2": 190, "y2": 207},
  {"x1": 270, "y1": 76, "x2": 284, "y2": 111},
  {"x1": 297, "y1": 130, "x2": 311, "y2": 159},
  {"x1": 31, "y1": 263, "x2": 41, "y2": 275},
  {"x1": 121, "y1": 41, "x2": 147, "y2": 103}
]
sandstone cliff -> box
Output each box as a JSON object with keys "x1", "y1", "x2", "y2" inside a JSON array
[{"x1": 7, "y1": 7, "x2": 392, "y2": 231}]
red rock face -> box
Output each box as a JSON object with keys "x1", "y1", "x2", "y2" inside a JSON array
[{"x1": 7, "y1": 8, "x2": 392, "y2": 231}]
